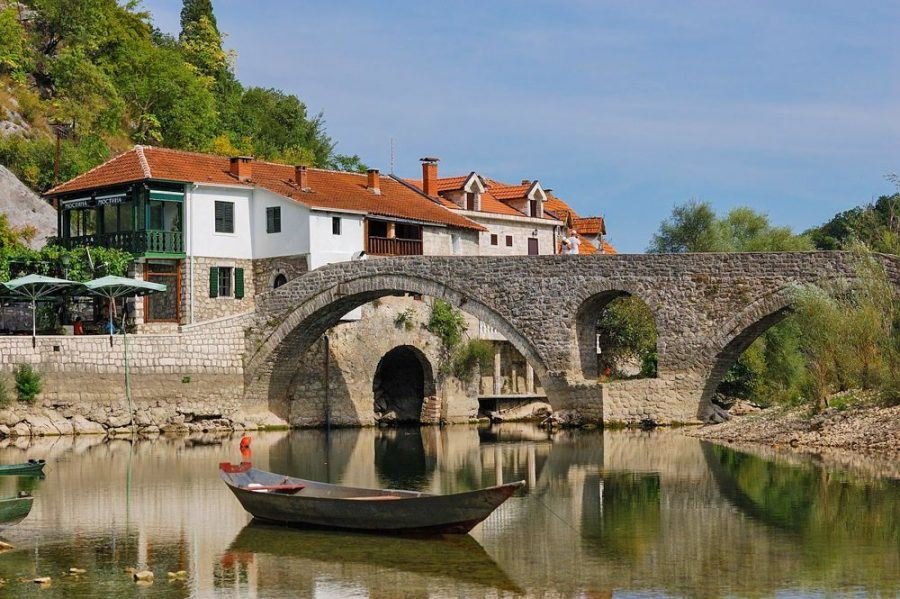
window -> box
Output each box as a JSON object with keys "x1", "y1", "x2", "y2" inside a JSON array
[
  {"x1": 273, "y1": 274, "x2": 288, "y2": 289},
  {"x1": 465, "y1": 192, "x2": 477, "y2": 211},
  {"x1": 529, "y1": 199, "x2": 539, "y2": 217},
  {"x1": 218, "y1": 267, "x2": 232, "y2": 297},
  {"x1": 215, "y1": 201, "x2": 234, "y2": 233},
  {"x1": 490, "y1": 234, "x2": 498, "y2": 246},
  {"x1": 209, "y1": 266, "x2": 245, "y2": 299},
  {"x1": 266, "y1": 207, "x2": 281, "y2": 233},
  {"x1": 332, "y1": 216, "x2": 341, "y2": 235},
  {"x1": 505, "y1": 235, "x2": 513, "y2": 247}
]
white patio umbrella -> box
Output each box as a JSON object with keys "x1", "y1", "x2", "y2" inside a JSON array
[
  {"x1": 82, "y1": 276, "x2": 167, "y2": 433},
  {"x1": 2, "y1": 274, "x2": 83, "y2": 347}
]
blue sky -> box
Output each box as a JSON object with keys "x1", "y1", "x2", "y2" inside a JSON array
[{"x1": 142, "y1": 1, "x2": 900, "y2": 252}]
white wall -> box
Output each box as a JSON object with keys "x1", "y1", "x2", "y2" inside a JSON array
[
  {"x1": 188, "y1": 185, "x2": 253, "y2": 259},
  {"x1": 250, "y1": 188, "x2": 311, "y2": 259},
  {"x1": 423, "y1": 227, "x2": 479, "y2": 256},
  {"x1": 308, "y1": 210, "x2": 364, "y2": 270},
  {"x1": 472, "y1": 216, "x2": 559, "y2": 256}
]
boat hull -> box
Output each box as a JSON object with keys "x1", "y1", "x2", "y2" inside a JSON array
[
  {"x1": 0, "y1": 495, "x2": 33, "y2": 527},
  {"x1": 221, "y1": 465, "x2": 523, "y2": 534}
]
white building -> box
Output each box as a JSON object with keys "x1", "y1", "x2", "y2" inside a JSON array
[{"x1": 46, "y1": 146, "x2": 485, "y2": 328}]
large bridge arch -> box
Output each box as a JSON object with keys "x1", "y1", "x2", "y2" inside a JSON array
[
  {"x1": 245, "y1": 271, "x2": 551, "y2": 410},
  {"x1": 572, "y1": 281, "x2": 662, "y2": 380}
]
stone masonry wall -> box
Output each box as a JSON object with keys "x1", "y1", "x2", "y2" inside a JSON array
[
  {"x1": 0, "y1": 312, "x2": 282, "y2": 437},
  {"x1": 250, "y1": 252, "x2": 900, "y2": 426},
  {"x1": 189, "y1": 256, "x2": 256, "y2": 323},
  {"x1": 252, "y1": 254, "x2": 309, "y2": 295},
  {"x1": 286, "y1": 296, "x2": 479, "y2": 427}
]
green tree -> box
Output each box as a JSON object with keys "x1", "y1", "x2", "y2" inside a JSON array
[
  {"x1": 807, "y1": 193, "x2": 900, "y2": 255},
  {"x1": 180, "y1": 0, "x2": 218, "y2": 37},
  {"x1": 648, "y1": 200, "x2": 721, "y2": 253}
]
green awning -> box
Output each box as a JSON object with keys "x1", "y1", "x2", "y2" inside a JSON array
[{"x1": 149, "y1": 189, "x2": 184, "y2": 202}]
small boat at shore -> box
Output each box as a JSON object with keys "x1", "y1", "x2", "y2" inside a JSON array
[
  {"x1": 0, "y1": 493, "x2": 33, "y2": 527},
  {"x1": 219, "y1": 462, "x2": 524, "y2": 534},
  {"x1": 0, "y1": 459, "x2": 45, "y2": 476}
]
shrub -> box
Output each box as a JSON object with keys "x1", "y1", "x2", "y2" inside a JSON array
[
  {"x1": 452, "y1": 339, "x2": 493, "y2": 380},
  {"x1": 393, "y1": 308, "x2": 415, "y2": 331},
  {"x1": 0, "y1": 375, "x2": 11, "y2": 407},
  {"x1": 14, "y1": 364, "x2": 42, "y2": 404}
]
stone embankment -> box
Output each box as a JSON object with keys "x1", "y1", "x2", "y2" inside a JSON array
[
  {"x1": 687, "y1": 400, "x2": 900, "y2": 454},
  {"x1": 0, "y1": 403, "x2": 287, "y2": 438}
]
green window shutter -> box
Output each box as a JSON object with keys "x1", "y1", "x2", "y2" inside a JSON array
[
  {"x1": 234, "y1": 268, "x2": 245, "y2": 299},
  {"x1": 209, "y1": 267, "x2": 219, "y2": 298}
]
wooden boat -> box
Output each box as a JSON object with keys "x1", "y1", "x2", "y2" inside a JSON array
[
  {"x1": 219, "y1": 462, "x2": 524, "y2": 534},
  {"x1": 0, "y1": 459, "x2": 45, "y2": 476},
  {"x1": 0, "y1": 493, "x2": 33, "y2": 527}
]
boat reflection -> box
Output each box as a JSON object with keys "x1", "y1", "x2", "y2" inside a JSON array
[{"x1": 223, "y1": 520, "x2": 523, "y2": 594}]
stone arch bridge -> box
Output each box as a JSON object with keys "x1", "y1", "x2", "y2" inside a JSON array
[{"x1": 244, "y1": 252, "x2": 899, "y2": 425}]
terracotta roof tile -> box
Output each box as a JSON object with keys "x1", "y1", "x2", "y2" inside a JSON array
[
  {"x1": 46, "y1": 146, "x2": 484, "y2": 231},
  {"x1": 573, "y1": 216, "x2": 606, "y2": 235}
]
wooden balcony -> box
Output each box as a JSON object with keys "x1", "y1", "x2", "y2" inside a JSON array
[
  {"x1": 57, "y1": 230, "x2": 185, "y2": 256},
  {"x1": 366, "y1": 236, "x2": 423, "y2": 256}
]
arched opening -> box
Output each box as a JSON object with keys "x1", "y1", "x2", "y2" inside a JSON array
[
  {"x1": 576, "y1": 291, "x2": 658, "y2": 380},
  {"x1": 273, "y1": 274, "x2": 288, "y2": 289},
  {"x1": 252, "y1": 273, "x2": 549, "y2": 425},
  {"x1": 372, "y1": 345, "x2": 436, "y2": 425}
]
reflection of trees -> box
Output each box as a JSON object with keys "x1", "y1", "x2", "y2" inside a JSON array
[
  {"x1": 703, "y1": 442, "x2": 900, "y2": 586},
  {"x1": 581, "y1": 473, "x2": 661, "y2": 560}
]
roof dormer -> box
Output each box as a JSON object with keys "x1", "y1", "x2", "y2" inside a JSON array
[{"x1": 525, "y1": 181, "x2": 547, "y2": 218}]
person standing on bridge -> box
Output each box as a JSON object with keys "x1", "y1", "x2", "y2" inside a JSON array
[{"x1": 562, "y1": 228, "x2": 580, "y2": 255}]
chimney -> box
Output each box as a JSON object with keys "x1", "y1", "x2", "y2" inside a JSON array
[
  {"x1": 295, "y1": 165, "x2": 309, "y2": 191},
  {"x1": 230, "y1": 156, "x2": 253, "y2": 182},
  {"x1": 521, "y1": 179, "x2": 530, "y2": 186},
  {"x1": 420, "y1": 157, "x2": 439, "y2": 197},
  {"x1": 366, "y1": 169, "x2": 381, "y2": 194}
]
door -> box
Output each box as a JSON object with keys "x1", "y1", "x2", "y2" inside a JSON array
[{"x1": 527, "y1": 238, "x2": 539, "y2": 255}]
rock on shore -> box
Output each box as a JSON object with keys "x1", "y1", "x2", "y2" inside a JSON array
[{"x1": 687, "y1": 402, "x2": 899, "y2": 453}]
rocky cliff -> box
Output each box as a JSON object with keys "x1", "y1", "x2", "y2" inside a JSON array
[{"x1": 0, "y1": 164, "x2": 57, "y2": 249}]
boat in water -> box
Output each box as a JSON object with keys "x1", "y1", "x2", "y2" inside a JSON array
[
  {"x1": 0, "y1": 459, "x2": 45, "y2": 476},
  {"x1": 0, "y1": 460, "x2": 46, "y2": 476},
  {"x1": 219, "y1": 462, "x2": 523, "y2": 534},
  {"x1": 0, "y1": 493, "x2": 33, "y2": 527}
]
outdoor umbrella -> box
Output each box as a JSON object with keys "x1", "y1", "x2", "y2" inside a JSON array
[
  {"x1": 82, "y1": 276, "x2": 166, "y2": 345},
  {"x1": 2, "y1": 274, "x2": 83, "y2": 347},
  {"x1": 82, "y1": 276, "x2": 167, "y2": 433}
]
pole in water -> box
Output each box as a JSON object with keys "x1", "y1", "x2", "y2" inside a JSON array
[{"x1": 323, "y1": 334, "x2": 331, "y2": 435}]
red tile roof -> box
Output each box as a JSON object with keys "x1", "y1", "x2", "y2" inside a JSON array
[
  {"x1": 573, "y1": 216, "x2": 606, "y2": 236},
  {"x1": 47, "y1": 146, "x2": 484, "y2": 231}
]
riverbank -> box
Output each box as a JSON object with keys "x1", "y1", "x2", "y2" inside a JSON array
[{"x1": 686, "y1": 400, "x2": 899, "y2": 457}]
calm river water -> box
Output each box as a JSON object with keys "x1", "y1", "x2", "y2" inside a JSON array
[{"x1": 0, "y1": 425, "x2": 897, "y2": 598}]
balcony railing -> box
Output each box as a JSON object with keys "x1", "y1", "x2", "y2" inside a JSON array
[
  {"x1": 58, "y1": 230, "x2": 184, "y2": 255},
  {"x1": 366, "y1": 236, "x2": 423, "y2": 256}
]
